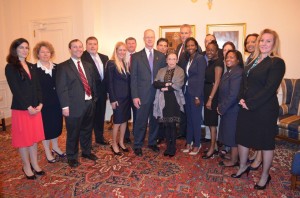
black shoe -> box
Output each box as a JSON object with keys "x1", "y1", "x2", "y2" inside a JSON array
[
  {"x1": 202, "y1": 150, "x2": 218, "y2": 159},
  {"x1": 254, "y1": 175, "x2": 271, "y2": 190},
  {"x1": 163, "y1": 151, "x2": 175, "y2": 157},
  {"x1": 52, "y1": 149, "x2": 67, "y2": 158},
  {"x1": 134, "y1": 148, "x2": 143, "y2": 156},
  {"x1": 111, "y1": 146, "x2": 122, "y2": 156},
  {"x1": 124, "y1": 137, "x2": 131, "y2": 144},
  {"x1": 148, "y1": 145, "x2": 160, "y2": 152},
  {"x1": 176, "y1": 135, "x2": 186, "y2": 139},
  {"x1": 82, "y1": 153, "x2": 98, "y2": 161},
  {"x1": 249, "y1": 162, "x2": 262, "y2": 171},
  {"x1": 96, "y1": 139, "x2": 109, "y2": 145},
  {"x1": 156, "y1": 138, "x2": 164, "y2": 145},
  {"x1": 22, "y1": 168, "x2": 36, "y2": 180},
  {"x1": 118, "y1": 143, "x2": 129, "y2": 152},
  {"x1": 231, "y1": 166, "x2": 250, "y2": 178},
  {"x1": 46, "y1": 157, "x2": 56, "y2": 163},
  {"x1": 68, "y1": 159, "x2": 80, "y2": 168},
  {"x1": 30, "y1": 164, "x2": 45, "y2": 175}
]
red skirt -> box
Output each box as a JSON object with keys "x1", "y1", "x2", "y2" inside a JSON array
[{"x1": 11, "y1": 110, "x2": 45, "y2": 148}]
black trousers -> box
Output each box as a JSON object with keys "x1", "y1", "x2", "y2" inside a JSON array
[
  {"x1": 164, "y1": 123, "x2": 177, "y2": 155},
  {"x1": 65, "y1": 100, "x2": 94, "y2": 160},
  {"x1": 178, "y1": 107, "x2": 187, "y2": 137},
  {"x1": 93, "y1": 96, "x2": 106, "y2": 143}
]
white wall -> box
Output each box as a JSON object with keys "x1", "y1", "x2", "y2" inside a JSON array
[{"x1": 0, "y1": 0, "x2": 299, "y2": 119}]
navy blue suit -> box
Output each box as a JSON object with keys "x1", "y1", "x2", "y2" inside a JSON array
[
  {"x1": 218, "y1": 66, "x2": 243, "y2": 147},
  {"x1": 184, "y1": 53, "x2": 206, "y2": 147},
  {"x1": 131, "y1": 48, "x2": 166, "y2": 148}
]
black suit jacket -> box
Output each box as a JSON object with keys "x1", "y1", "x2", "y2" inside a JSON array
[
  {"x1": 107, "y1": 60, "x2": 130, "y2": 103},
  {"x1": 5, "y1": 62, "x2": 42, "y2": 110},
  {"x1": 81, "y1": 51, "x2": 109, "y2": 100},
  {"x1": 131, "y1": 48, "x2": 166, "y2": 104},
  {"x1": 56, "y1": 58, "x2": 97, "y2": 117}
]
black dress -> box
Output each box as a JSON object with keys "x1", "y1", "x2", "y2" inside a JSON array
[
  {"x1": 204, "y1": 58, "x2": 224, "y2": 126},
  {"x1": 36, "y1": 64, "x2": 63, "y2": 140},
  {"x1": 153, "y1": 68, "x2": 180, "y2": 124},
  {"x1": 236, "y1": 57, "x2": 285, "y2": 150}
]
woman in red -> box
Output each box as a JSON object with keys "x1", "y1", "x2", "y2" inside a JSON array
[{"x1": 5, "y1": 38, "x2": 45, "y2": 180}]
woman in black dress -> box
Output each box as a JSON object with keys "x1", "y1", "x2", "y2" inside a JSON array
[
  {"x1": 107, "y1": 42, "x2": 131, "y2": 155},
  {"x1": 33, "y1": 41, "x2": 64, "y2": 163},
  {"x1": 153, "y1": 53, "x2": 185, "y2": 157},
  {"x1": 232, "y1": 29, "x2": 285, "y2": 190},
  {"x1": 202, "y1": 40, "x2": 224, "y2": 159}
]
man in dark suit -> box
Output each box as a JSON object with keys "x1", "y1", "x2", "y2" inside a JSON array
[
  {"x1": 131, "y1": 29, "x2": 166, "y2": 156},
  {"x1": 56, "y1": 39, "x2": 98, "y2": 167},
  {"x1": 175, "y1": 24, "x2": 202, "y2": 139},
  {"x1": 81, "y1": 36, "x2": 109, "y2": 145}
]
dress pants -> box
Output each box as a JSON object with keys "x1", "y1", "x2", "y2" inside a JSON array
[
  {"x1": 65, "y1": 100, "x2": 94, "y2": 160},
  {"x1": 178, "y1": 108, "x2": 187, "y2": 137},
  {"x1": 185, "y1": 89, "x2": 203, "y2": 147},
  {"x1": 164, "y1": 123, "x2": 176, "y2": 155},
  {"x1": 93, "y1": 96, "x2": 106, "y2": 143},
  {"x1": 133, "y1": 102, "x2": 158, "y2": 148}
]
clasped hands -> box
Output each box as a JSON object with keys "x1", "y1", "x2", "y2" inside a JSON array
[
  {"x1": 161, "y1": 82, "x2": 172, "y2": 92},
  {"x1": 239, "y1": 99, "x2": 249, "y2": 110},
  {"x1": 27, "y1": 103, "x2": 43, "y2": 115}
]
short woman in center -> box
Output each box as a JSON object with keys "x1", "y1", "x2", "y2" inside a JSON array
[
  {"x1": 153, "y1": 53, "x2": 185, "y2": 157},
  {"x1": 202, "y1": 40, "x2": 224, "y2": 159},
  {"x1": 181, "y1": 37, "x2": 206, "y2": 155},
  {"x1": 107, "y1": 42, "x2": 131, "y2": 155}
]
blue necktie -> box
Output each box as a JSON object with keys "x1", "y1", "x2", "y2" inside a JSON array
[{"x1": 148, "y1": 50, "x2": 153, "y2": 82}]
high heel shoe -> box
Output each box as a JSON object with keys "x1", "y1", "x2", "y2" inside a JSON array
[
  {"x1": 22, "y1": 168, "x2": 36, "y2": 180},
  {"x1": 118, "y1": 143, "x2": 129, "y2": 152},
  {"x1": 231, "y1": 166, "x2": 250, "y2": 178},
  {"x1": 202, "y1": 150, "x2": 218, "y2": 159},
  {"x1": 46, "y1": 157, "x2": 56, "y2": 163},
  {"x1": 52, "y1": 149, "x2": 67, "y2": 158},
  {"x1": 249, "y1": 162, "x2": 262, "y2": 171},
  {"x1": 189, "y1": 146, "x2": 201, "y2": 156},
  {"x1": 182, "y1": 144, "x2": 192, "y2": 153},
  {"x1": 254, "y1": 175, "x2": 271, "y2": 190},
  {"x1": 111, "y1": 146, "x2": 122, "y2": 156},
  {"x1": 30, "y1": 164, "x2": 45, "y2": 176}
]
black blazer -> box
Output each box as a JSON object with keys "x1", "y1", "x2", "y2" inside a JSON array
[
  {"x1": 239, "y1": 56, "x2": 285, "y2": 110},
  {"x1": 218, "y1": 65, "x2": 243, "y2": 115},
  {"x1": 81, "y1": 51, "x2": 109, "y2": 99},
  {"x1": 131, "y1": 48, "x2": 166, "y2": 104},
  {"x1": 56, "y1": 58, "x2": 97, "y2": 117},
  {"x1": 5, "y1": 62, "x2": 42, "y2": 110},
  {"x1": 107, "y1": 60, "x2": 130, "y2": 103}
]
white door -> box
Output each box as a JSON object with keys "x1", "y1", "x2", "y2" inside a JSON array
[{"x1": 30, "y1": 17, "x2": 73, "y2": 63}]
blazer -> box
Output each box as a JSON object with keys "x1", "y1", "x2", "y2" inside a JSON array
[
  {"x1": 185, "y1": 53, "x2": 207, "y2": 99},
  {"x1": 5, "y1": 62, "x2": 42, "y2": 110},
  {"x1": 56, "y1": 58, "x2": 97, "y2": 117},
  {"x1": 107, "y1": 60, "x2": 130, "y2": 103},
  {"x1": 81, "y1": 50, "x2": 109, "y2": 99},
  {"x1": 130, "y1": 48, "x2": 166, "y2": 104},
  {"x1": 218, "y1": 65, "x2": 243, "y2": 115},
  {"x1": 238, "y1": 56, "x2": 285, "y2": 111}
]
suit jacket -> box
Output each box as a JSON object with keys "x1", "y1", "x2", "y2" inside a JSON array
[
  {"x1": 81, "y1": 51, "x2": 109, "y2": 100},
  {"x1": 185, "y1": 53, "x2": 206, "y2": 99},
  {"x1": 238, "y1": 56, "x2": 285, "y2": 111},
  {"x1": 218, "y1": 65, "x2": 243, "y2": 115},
  {"x1": 107, "y1": 60, "x2": 130, "y2": 103},
  {"x1": 176, "y1": 43, "x2": 202, "y2": 70},
  {"x1": 5, "y1": 62, "x2": 42, "y2": 110},
  {"x1": 56, "y1": 58, "x2": 97, "y2": 117},
  {"x1": 131, "y1": 48, "x2": 166, "y2": 104}
]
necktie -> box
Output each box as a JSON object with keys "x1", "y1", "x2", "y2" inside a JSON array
[
  {"x1": 180, "y1": 44, "x2": 185, "y2": 58},
  {"x1": 94, "y1": 55, "x2": 103, "y2": 80},
  {"x1": 148, "y1": 50, "x2": 154, "y2": 82},
  {"x1": 77, "y1": 61, "x2": 91, "y2": 96}
]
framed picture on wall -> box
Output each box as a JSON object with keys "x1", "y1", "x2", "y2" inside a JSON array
[
  {"x1": 159, "y1": 25, "x2": 196, "y2": 52},
  {"x1": 206, "y1": 23, "x2": 246, "y2": 53}
]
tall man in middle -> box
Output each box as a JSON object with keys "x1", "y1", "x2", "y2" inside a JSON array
[
  {"x1": 81, "y1": 36, "x2": 109, "y2": 145},
  {"x1": 131, "y1": 29, "x2": 166, "y2": 156}
]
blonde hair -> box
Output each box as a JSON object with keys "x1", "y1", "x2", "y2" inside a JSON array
[
  {"x1": 111, "y1": 42, "x2": 128, "y2": 74},
  {"x1": 251, "y1": 29, "x2": 281, "y2": 62},
  {"x1": 33, "y1": 41, "x2": 55, "y2": 60}
]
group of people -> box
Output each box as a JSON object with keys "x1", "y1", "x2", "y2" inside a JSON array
[{"x1": 5, "y1": 24, "x2": 285, "y2": 190}]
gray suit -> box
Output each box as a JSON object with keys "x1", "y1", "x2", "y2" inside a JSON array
[
  {"x1": 131, "y1": 48, "x2": 166, "y2": 148},
  {"x1": 56, "y1": 58, "x2": 97, "y2": 160}
]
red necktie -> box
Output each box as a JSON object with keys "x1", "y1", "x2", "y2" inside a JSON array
[
  {"x1": 77, "y1": 61, "x2": 91, "y2": 96},
  {"x1": 180, "y1": 44, "x2": 185, "y2": 58}
]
